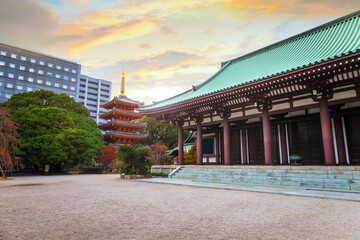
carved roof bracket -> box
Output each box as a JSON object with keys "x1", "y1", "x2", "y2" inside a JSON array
[
  {"x1": 249, "y1": 92, "x2": 272, "y2": 112},
  {"x1": 311, "y1": 86, "x2": 334, "y2": 102}
]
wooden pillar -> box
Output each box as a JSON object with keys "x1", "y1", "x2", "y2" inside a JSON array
[
  {"x1": 223, "y1": 116, "x2": 231, "y2": 165},
  {"x1": 196, "y1": 119, "x2": 203, "y2": 165},
  {"x1": 241, "y1": 129, "x2": 247, "y2": 164},
  {"x1": 177, "y1": 122, "x2": 184, "y2": 165},
  {"x1": 319, "y1": 98, "x2": 336, "y2": 165},
  {"x1": 279, "y1": 123, "x2": 288, "y2": 165},
  {"x1": 262, "y1": 109, "x2": 272, "y2": 165},
  {"x1": 334, "y1": 116, "x2": 347, "y2": 164}
]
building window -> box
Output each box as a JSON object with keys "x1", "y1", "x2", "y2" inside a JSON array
[
  {"x1": 63, "y1": 85, "x2": 68, "y2": 89},
  {"x1": 55, "y1": 83, "x2": 60, "y2": 88},
  {"x1": 71, "y1": 78, "x2": 76, "y2": 82},
  {"x1": 20, "y1": 66, "x2": 26, "y2": 71},
  {"x1": 72, "y1": 69, "x2": 77, "y2": 73},
  {"x1": 0, "y1": 61, "x2": 5, "y2": 66},
  {"x1": 70, "y1": 86, "x2": 75, "y2": 91},
  {"x1": 47, "y1": 72, "x2": 52, "y2": 76},
  {"x1": 29, "y1": 68, "x2": 35, "y2": 73},
  {"x1": 56, "y1": 65, "x2": 61, "y2": 70},
  {"x1": 38, "y1": 70, "x2": 44, "y2": 75},
  {"x1": 10, "y1": 63, "x2": 15, "y2": 68},
  {"x1": 55, "y1": 74, "x2": 60, "y2": 79},
  {"x1": 46, "y1": 81, "x2": 51, "y2": 86},
  {"x1": 11, "y1": 53, "x2": 17, "y2": 58},
  {"x1": 69, "y1": 95, "x2": 75, "y2": 98},
  {"x1": 6, "y1": 83, "x2": 13, "y2": 88},
  {"x1": 48, "y1": 63, "x2": 53, "y2": 68},
  {"x1": 30, "y1": 59, "x2": 36, "y2": 63},
  {"x1": 8, "y1": 73, "x2": 14, "y2": 78},
  {"x1": 28, "y1": 77, "x2": 34, "y2": 82},
  {"x1": 5, "y1": 93, "x2": 12, "y2": 99},
  {"x1": 37, "y1": 79, "x2": 43, "y2": 84},
  {"x1": 64, "y1": 67, "x2": 69, "y2": 72},
  {"x1": 18, "y1": 75, "x2": 24, "y2": 80},
  {"x1": 0, "y1": 71, "x2": 3, "y2": 76},
  {"x1": 17, "y1": 85, "x2": 24, "y2": 90},
  {"x1": 63, "y1": 76, "x2": 69, "y2": 80},
  {"x1": 27, "y1": 87, "x2": 33, "y2": 91},
  {"x1": 21, "y1": 56, "x2": 26, "y2": 61},
  {"x1": 0, "y1": 51, "x2": 6, "y2": 56},
  {"x1": 39, "y1": 61, "x2": 45, "y2": 66}
]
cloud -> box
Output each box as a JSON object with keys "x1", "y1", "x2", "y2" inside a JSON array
[
  {"x1": 139, "y1": 43, "x2": 152, "y2": 49},
  {"x1": 0, "y1": 0, "x2": 59, "y2": 49},
  {"x1": 68, "y1": 15, "x2": 162, "y2": 52}
]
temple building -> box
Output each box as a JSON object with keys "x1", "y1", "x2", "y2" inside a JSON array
[
  {"x1": 140, "y1": 11, "x2": 360, "y2": 166},
  {"x1": 99, "y1": 68, "x2": 147, "y2": 145}
]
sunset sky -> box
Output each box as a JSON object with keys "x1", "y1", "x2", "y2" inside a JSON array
[{"x1": 0, "y1": 0, "x2": 359, "y2": 104}]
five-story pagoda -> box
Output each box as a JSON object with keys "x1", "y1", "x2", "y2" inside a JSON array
[{"x1": 99, "y1": 68, "x2": 147, "y2": 145}]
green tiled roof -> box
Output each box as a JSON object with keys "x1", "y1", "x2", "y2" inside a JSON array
[{"x1": 141, "y1": 11, "x2": 360, "y2": 111}]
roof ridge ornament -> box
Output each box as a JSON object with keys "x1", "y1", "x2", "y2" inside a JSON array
[{"x1": 120, "y1": 67, "x2": 126, "y2": 97}]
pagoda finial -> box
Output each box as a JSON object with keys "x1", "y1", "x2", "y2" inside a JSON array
[{"x1": 120, "y1": 67, "x2": 126, "y2": 97}]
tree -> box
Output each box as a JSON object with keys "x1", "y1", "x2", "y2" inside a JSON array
[
  {"x1": 96, "y1": 146, "x2": 117, "y2": 167},
  {"x1": 1, "y1": 89, "x2": 89, "y2": 116},
  {"x1": 184, "y1": 144, "x2": 197, "y2": 165},
  {"x1": 0, "y1": 107, "x2": 19, "y2": 178},
  {"x1": 2, "y1": 90, "x2": 104, "y2": 170},
  {"x1": 138, "y1": 116, "x2": 191, "y2": 149},
  {"x1": 118, "y1": 145, "x2": 150, "y2": 175},
  {"x1": 147, "y1": 142, "x2": 172, "y2": 165}
]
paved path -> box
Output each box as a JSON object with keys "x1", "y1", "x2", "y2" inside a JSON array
[
  {"x1": 1, "y1": 175, "x2": 360, "y2": 240},
  {"x1": 138, "y1": 178, "x2": 360, "y2": 202}
]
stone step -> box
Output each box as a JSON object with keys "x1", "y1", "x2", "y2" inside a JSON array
[
  {"x1": 173, "y1": 167, "x2": 360, "y2": 191},
  {"x1": 175, "y1": 171, "x2": 356, "y2": 180}
]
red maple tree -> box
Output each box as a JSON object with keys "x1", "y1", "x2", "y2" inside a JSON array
[
  {"x1": 0, "y1": 107, "x2": 19, "y2": 178},
  {"x1": 96, "y1": 145, "x2": 117, "y2": 167},
  {"x1": 147, "y1": 142, "x2": 172, "y2": 165}
]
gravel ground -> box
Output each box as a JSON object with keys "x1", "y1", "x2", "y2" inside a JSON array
[{"x1": 0, "y1": 174, "x2": 360, "y2": 240}]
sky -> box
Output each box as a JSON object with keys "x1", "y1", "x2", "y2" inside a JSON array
[{"x1": 0, "y1": 0, "x2": 359, "y2": 105}]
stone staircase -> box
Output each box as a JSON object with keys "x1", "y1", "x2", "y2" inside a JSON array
[{"x1": 171, "y1": 165, "x2": 360, "y2": 192}]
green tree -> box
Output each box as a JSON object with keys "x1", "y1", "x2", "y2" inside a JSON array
[
  {"x1": 1, "y1": 89, "x2": 90, "y2": 117},
  {"x1": 2, "y1": 90, "x2": 103, "y2": 170},
  {"x1": 138, "y1": 116, "x2": 191, "y2": 149},
  {"x1": 118, "y1": 145, "x2": 150, "y2": 175}
]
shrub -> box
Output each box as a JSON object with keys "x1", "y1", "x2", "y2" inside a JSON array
[
  {"x1": 150, "y1": 172, "x2": 168, "y2": 177},
  {"x1": 118, "y1": 145, "x2": 150, "y2": 175},
  {"x1": 96, "y1": 146, "x2": 117, "y2": 168}
]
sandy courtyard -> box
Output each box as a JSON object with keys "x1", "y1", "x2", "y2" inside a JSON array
[{"x1": 0, "y1": 174, "x2": 359, "y2": 240}]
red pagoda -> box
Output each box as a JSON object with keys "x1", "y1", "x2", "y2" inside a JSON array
[{"x1": 99, "y1": 68, "x2": 147, "y2": 145}]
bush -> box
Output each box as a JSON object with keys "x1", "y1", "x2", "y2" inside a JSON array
[
  {"x1": 150, "y1": 172, "x2": 168, "y2": 177},
  {"x1": 118, "y1": 145, "x2": 150, "y2": 175},
  {"x1": 96, "y1": 146, "x2": 117, "y2": 169}
]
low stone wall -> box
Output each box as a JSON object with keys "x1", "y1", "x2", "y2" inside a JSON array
[{"x1": 151, "y1": 165, "x2": 178, "y2": 174}]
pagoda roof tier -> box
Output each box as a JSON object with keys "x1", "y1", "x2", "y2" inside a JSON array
[
  {"x1": 99, "y1": 109, "x2": 144, "y2": 120},
  {"x1": 98, "y1": 120, "x2": 146, "y2": 130},
  {"x1": 103, "y1": 131, "x2": 148, "y2": 141},
  {"x1": 140, "y1": 11, "x2": 360, "y2": 112},
  {"x1": 101, "y1": 96, "x2": 144, "y2": 110}
]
